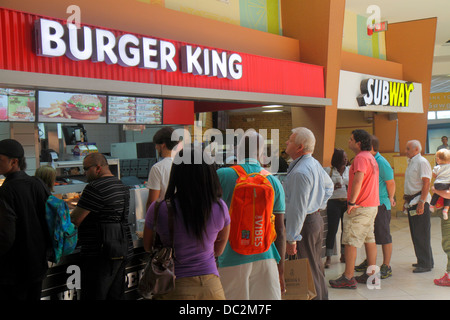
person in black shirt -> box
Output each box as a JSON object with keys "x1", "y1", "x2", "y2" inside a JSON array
[
  {"x1": 71, "y1": 153, "x2": 132, "y2": 300},
  {"x1": 0, "y1": 139, "x2": 51, "y2": 300}
]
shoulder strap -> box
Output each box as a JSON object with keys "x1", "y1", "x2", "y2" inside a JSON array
[
  {"x1": 152, "y1": 200, "x2": 175, "y2": 249},
  {"x1": 232, "y1": 165, "x2": 271, "y2": 177},
  {"x1": 152, "y1": 201, "x2": 162, "y2": 246},
  {"x1": 33, "y1": 176, "x2": 51, "y2": 199},
  {"x1": 231, "y1": 165, "x2": 247, "y2": 178},
  {"x1": 165, "y1": 199, "x2": 175, "y2": 248},
  {"x1": 329, "y1": 167, "x2": 334, "y2": 177}
]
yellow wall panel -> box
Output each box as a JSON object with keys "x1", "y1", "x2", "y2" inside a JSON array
[{"x1": 165, "y1": 0, "x2": 241, "y2": 26}]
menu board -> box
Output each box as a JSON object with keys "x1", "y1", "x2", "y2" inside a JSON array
[
  {"x1": 38, "y1": 91, "x2": 107, "y2": 123},
  {"x1": 108, "y1": 96, "x2": 162, "y2": 124},
  {"x1": 0, "y1": 88, "x2": 36, "y2": 122}
]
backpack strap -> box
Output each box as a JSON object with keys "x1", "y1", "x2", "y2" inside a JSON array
[
  {"x1": 231, "y1": 165, "x2": 247, "y2": 178},
  {"x1": 33, "y1": 176, "x2": 51, "y2": 199},
  {"x1": 232, "y1": 165, "x2": 271, "y2": 177}
]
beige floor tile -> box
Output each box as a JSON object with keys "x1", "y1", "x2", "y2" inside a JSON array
[{"x1": 325, "y1": 217, "x2": 450, "y2": 300}]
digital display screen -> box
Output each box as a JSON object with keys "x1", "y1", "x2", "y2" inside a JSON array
[
  {"x1": 108, "y1": 96, "x2": 162, "y2": 124},
  {"x1": 38, "y1": 91, "x2": 107, "y2": 123},
  {"x1": 0, "y1": 88, "x2": 36, "y2": 122}
]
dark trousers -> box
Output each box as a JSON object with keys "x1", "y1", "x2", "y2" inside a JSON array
[
  {"x1": 80, "y1": 256, "x2": 127, "y2": 300},
  {"x1": 325, "y1": 199, "x2": 347, "y2": 255},
  {"x1": 407, "y1": 203, "x2": 434, "y2": 269},
  {"x1": 297, "y1": 211, "x2": 328, "y2": 300},
  {"x1": 0, "y1": 280, "x2": 43, "y2": 300}
]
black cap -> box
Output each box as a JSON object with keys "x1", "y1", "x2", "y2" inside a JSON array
[{"x1": 0, "y1": 139, "x2": 24, "y2": 158}]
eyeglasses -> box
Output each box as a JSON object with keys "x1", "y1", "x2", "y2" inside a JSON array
[{"x1": 83, "y1": 165, "x2": 96, "y2": 172}]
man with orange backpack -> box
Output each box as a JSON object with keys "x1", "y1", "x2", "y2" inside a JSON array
[
  {"x1": 284, "y1": 127, "x2": 334, "y2": 300},
  {"x1": 216, "y1": 130, "x2": 286, "y2": 300}
]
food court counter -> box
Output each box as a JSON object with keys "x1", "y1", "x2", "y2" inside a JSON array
[{"x1": 40, "y1": 186, "x2": 150, "y2": 300}]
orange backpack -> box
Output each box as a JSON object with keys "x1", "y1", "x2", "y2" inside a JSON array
[{"x1": 228, "y1": 165, "x2": 276, "y2": 255}]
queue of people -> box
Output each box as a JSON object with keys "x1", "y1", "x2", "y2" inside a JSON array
[{"x1": 0, "y1": 127, "x2": 449, "y2": 301}]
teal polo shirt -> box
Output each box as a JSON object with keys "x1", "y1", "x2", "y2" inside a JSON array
[
  {"x1": 375, "y1": 152, "x2": 394, "y2": 210},
  {"x1": 216, "y1": 159, "x2": 285, "y2": 268}
]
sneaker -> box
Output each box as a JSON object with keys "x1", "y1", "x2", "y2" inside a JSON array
[
  {"x1": 329, "y1": 274, "x2": 357, "y2": 289},
  {"x1": 380, "y1": 264, "x2": 392, "y2": 279},
  {"x1": 355, "y1": 272, "x2": 377, "y2": 285},
  {"x1": 443, "y1": 209, "x2": 448, "y2": 220},
  {"x1": 434, "y1": 273, "x2": 450, "y2": 286},
  {"x1": 354, "y1": 259, "x2": 368, "y2": 272}
]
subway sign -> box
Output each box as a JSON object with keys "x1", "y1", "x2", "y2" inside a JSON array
[
  {"x1": 357, "y1": 78, "x2": 415, "y2": 107},
  {"x1": 34, "y1": 18, "x2": 243, "y2": 80}
]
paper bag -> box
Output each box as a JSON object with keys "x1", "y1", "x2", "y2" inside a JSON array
[{"x1": 282, "y1": 257, "x2": 317, "y2": 300}]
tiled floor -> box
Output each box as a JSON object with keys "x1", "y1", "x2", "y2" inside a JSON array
[{"x1": 325, "y1": 216, "x2": 450, "y2": 300}]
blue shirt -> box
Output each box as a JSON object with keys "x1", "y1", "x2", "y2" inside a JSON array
[
  {"x1": 216, "y1": 159, "x2": 285, "y2": 268},
  {"x1": 374, "y1": 152, "x2": 394, "y2": 210},
  {"x1": 283, "y1": 154, "x2": 334, "y2": 242}
]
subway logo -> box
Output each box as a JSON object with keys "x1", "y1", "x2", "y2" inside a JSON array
[{"x1": 357, "y1": 78, "x2": 414, "y2": 107}]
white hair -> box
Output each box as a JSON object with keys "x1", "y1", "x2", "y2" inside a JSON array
[
  {"x1": 236, "y1": 129, "x2": 265, "y2": 162},
  {"x1": 292, "y1": 127, "x2": 316, "y2": 153},
  {"x1": 408, "y1": 140, "x2": 422, "y2": 153}
]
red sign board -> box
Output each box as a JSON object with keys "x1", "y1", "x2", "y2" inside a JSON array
[
  {"x1": 367, "y1": 21, "x2": 388, "y2": 36},
  {"x1": 0, "y1": 7, "x2": 325, "y2": 99}
]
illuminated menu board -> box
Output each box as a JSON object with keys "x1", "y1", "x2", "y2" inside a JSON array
[
  {"x1": 108, "y1": 96, "x2": 162, "y2": 124},
  {"x1": 0, "y1": 88, "x2": 36, "y2": 122},
  {"x1": 38, "y1": 91, "x2": 107, "y2": 123}
]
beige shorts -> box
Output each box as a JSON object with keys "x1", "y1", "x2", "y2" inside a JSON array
[
  {"x1": 154, "y1": 274, "x2": 225, "y2": 300},
  {"x1": 342, "y1": 206, "x2": 378, "y2": 248}
]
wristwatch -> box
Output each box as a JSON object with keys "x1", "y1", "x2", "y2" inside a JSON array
[
  {"x1": 419, "y1": 199, "x2": 425, "y2": 203},
  {"x1": 348, "y1": 201, "x2": 356, "y2": 206},
  {"x1": 287, "y1": 241, "x2": 296, "y2": 245}
]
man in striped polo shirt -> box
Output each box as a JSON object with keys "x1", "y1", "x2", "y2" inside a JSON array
[{"x1": 71, "y1": 153, "x2": 133, "y2": 300}]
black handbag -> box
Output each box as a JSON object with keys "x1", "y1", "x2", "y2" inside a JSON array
[{"x1": 138, "y1": 199, "x2": 176, "y2": 299}]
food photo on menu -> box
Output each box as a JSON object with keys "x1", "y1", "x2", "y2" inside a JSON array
[
  {"x1": 108, "y1": 96, "x2": 162, "y2": 124},
  {"x1": 3, "y1": 88, "x2": 36, "y2": 122},
  {"x1": 38, "y1": 91, "x2": 107, "y2": 123},
  {"x1": 0, "y1": 89, "x2": 7, "y2": 121}
]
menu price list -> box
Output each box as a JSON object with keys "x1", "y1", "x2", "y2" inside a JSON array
[{"x1": 108, "y1": 96, "x2": 162, "y2": 124}]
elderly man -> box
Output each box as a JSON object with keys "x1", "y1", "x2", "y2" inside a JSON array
[
  {"x1": 403, "y1": 140, "x2": 433, "y2": 273},
  {"x1": 71, "y1": 153, "x2": 133, "y2": 299},
  {"x1": 284, "y1": 127, "x2": 333, "y2": 300}
]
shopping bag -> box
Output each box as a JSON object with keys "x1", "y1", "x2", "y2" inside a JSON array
[{"x1": 282, "y1": 257, "x2": 317, "y2": 300}]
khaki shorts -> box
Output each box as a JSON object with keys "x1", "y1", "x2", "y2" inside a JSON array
[
  {"x1": 342, "y1": 206, "x2": 378, "y2": 248},
  {"x1": 154, "y1": 274, "x2": 225, "y2": 300}
]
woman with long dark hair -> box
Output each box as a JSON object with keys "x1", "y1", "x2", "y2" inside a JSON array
[
  {"x1": 143, "y1": 145, "x2": 230, "y2": 300},
  {"x1": 324, "y1": 148, "x2": 349, "y2": 268}
]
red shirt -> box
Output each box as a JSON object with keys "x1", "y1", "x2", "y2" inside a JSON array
[{"x1": 348, "y1": 151, "x2": 380, "y2": 207}]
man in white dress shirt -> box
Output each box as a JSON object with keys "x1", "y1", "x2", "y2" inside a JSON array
[{"x1": 403, "y1": 140, "x2": 433, "y2": 273}]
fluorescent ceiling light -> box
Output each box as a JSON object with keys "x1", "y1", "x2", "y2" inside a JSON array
[
  {"x1": 262, "y1": 105, "x2": 283, "y2": 108},
  {"x1": 262, "y1": 109, "x2": 283, "y2": 113}
]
